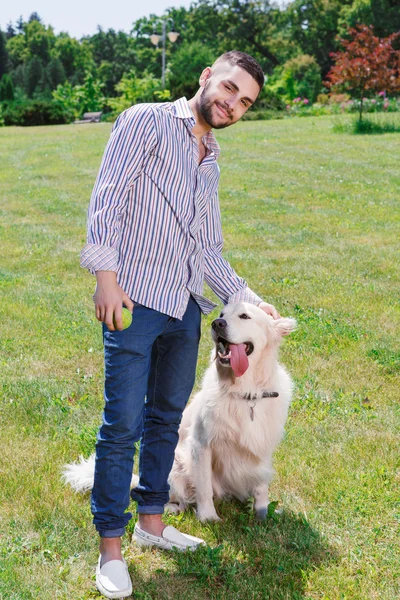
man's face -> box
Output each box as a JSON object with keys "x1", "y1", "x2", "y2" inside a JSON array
[{"x1": 198, "y1": 64, "x2": 260, "y2": 129}]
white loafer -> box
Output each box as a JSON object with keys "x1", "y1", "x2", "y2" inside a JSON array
[
  {"x1": 133, "y1": 523, "x2": 205, "y2": 551},
  {"x1": 96, "y1": 555, "x2": 132, "y2": 599}
]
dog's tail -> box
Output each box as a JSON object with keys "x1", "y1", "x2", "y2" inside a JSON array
[{"x1": 62, "y1": 454, "x2": 139, "y2": 493}]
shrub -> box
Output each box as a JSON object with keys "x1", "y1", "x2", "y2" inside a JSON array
[
  {"x1": 108, "y1": 71, "x2": 170, "y2": 115},
  {"x1": 329, "y1": 93, "x2": 351, "y2": 104},
  {"x1": 256, "y1": 86, "x2": 285, "y2": 111},
  {"x1": 2, "y1": 100, "x2": 71, "y2": 126},
  {"x1": 317, "y1": 94, "x2": 329, "y2": 105},
  {"x1": 268, "y1": 55, "x2": 322, "y2": 103}
]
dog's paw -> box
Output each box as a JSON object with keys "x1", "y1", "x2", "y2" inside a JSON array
[
  {"x1": 255, "y1": 507, "x2": 268, "y2": 521},
  {"x1": 196, "y1": 507, "x2": 221, "y2": 522},
  {"x1": 165, "y1": 502, "x2": 181, "y2": 514}
]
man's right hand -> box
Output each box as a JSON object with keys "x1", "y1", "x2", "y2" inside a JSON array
[{"x1": 93, "y1": 271, "x2": 134, "y2": 331}]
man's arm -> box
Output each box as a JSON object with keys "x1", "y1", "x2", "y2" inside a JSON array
[
  {"x1": 200, "y1": 191, "x2": 280, "y2": 318},
  {"x1": 80, "y1": 105, "x2": 157, "y2": 330}
]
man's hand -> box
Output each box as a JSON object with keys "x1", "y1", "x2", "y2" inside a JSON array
[
  {"x1": 93, "y1": 271, "x2": 134, "y2": 331},
  {"x1": 258, "y1": 302, "x2": 280, "y2": 320}
]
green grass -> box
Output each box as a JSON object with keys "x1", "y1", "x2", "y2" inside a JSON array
[
  {"x1": 0, "y1": 115, "x2": 399, "y2": 600},
  {"x1": 332, "y1": 113, "x2": 400, "y2": 134}
]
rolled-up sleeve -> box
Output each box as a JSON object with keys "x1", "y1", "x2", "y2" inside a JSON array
[
  {"x1": 80, "y1": 105, "x2": 157, "y2": 273},
  {"x1": 200, "y1": 191, "x2": 262, "y2": 306}
]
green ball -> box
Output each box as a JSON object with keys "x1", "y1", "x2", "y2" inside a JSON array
[{"x1": 113, "y1": 307, "x2": 132, "y2": 330}]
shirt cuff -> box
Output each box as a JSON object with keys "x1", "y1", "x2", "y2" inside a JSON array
[
  {"x1": 227, "y1": 286, "x2": 263, "y2": 306},
  {"x1": 80, "y1": 243, "x2": 119, "y2": 274}
]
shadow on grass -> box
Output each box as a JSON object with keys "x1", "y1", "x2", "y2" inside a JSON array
[
  {"x1": 333, "y1": 115, "x2": 400, "y2": 134},
  {"x1": 126, "y1": 501, "x2": 337, "y2": 600}
]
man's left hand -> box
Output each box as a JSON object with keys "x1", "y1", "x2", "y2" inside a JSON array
[{"x1": 258, "y1": 302, "x2": 280, "y2": 319}]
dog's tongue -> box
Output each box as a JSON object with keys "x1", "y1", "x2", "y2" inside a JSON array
[{"x1": 230, "y1": 343, "x2": 249, "y2": 377}]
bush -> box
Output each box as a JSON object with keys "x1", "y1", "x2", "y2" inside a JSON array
[
  {"x1": 317, "y1": 94, "x2": 329, "y2": 105},
  {"x1": 242, "y1": 109, "x2": 285, "y2": 121},
  {"x1": 268, "y1": 55, "x2": 322, "y2": 103},
  {"x1": 329, "y1": 93, "x2": 351, "y2": 104},
  {"x1": 167, "y1": 42, "x2": 216, "y2": 99},
  {"x1": 2, "y1": 100, "x2": 71, "y2": 126},
  {"x1": 256, "y1": 86, "x2": 285, "y2": 111},
  {"x1": 108, "y1": 71, "x2": 170, "y2": 115}
]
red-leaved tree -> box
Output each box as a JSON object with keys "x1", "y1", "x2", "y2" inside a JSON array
[{"x1": 325, "y1": 25, "x2": 400, "y2": 122}]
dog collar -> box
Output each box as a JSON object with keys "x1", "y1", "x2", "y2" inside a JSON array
[
  {"x1": 241, "y1": 391, "x2": 279, "y2": 400},
  {"x1": 238, "y1": 391, "x2": 279, "y2": 421}
]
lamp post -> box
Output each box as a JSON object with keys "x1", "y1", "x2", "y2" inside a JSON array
[{"x1": 150, "y1": 19, "x2": 179, "y2": 89}]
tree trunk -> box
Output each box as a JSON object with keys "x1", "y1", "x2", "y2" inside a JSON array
[{"x1": 359, "y1": 89, "x2": 364, "y2": 123}]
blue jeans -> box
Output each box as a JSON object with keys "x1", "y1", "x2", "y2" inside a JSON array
[{"x1": 91, "y1": 296, "x2": 201, "y2": 537}]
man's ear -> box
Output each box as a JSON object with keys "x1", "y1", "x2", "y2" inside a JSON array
[
  {"x1": 199, "y1": 67, "x2": 212, "y2": 88},
  {"x1": 273, "y1": 317, "x2": 297, "y2": 337}
]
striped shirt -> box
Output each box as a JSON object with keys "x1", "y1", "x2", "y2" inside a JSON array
[{"x1": 81, "y1": 97, "x2": 262, "y2": 319}]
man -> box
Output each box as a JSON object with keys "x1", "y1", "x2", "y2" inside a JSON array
[{"x1": 81, "y1": 50, "x2": 280, "y2": 598}]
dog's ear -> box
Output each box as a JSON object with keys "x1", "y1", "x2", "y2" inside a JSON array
[{"x1": 273, "y1": 317, "x2": 297, "y2": 337}]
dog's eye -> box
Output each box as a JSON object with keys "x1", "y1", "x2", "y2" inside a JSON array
[
  {"x1": 239, "y1": 314, "x2": 250, "y2": 320},
  {"x1": 220, "y1": 313, "x2": 224, "y2": 318}
]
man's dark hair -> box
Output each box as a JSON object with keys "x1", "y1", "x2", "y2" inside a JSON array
[{"x1": 212, "y1": 51, "x2": 265, "y2": 90}]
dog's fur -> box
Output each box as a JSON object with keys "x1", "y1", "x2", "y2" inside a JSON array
[{"x1": 63, "y1": 302, "x2": 295, "y2": 521}]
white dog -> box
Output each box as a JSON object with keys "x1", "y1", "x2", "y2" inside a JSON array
[{"x1": 63, "y1": 303, "x2": 295, "y2": 521}]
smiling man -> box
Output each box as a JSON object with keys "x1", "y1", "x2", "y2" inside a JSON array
[{"x1": 81, "y1": 50, "x2": 280, "y2": 599}]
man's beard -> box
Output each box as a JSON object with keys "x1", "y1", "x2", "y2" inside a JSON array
[{"x1": 198, "y1": 87, "x2": 233, "y2": 130}]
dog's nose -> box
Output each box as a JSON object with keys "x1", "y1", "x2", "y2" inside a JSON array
[{"x1": 212, "y1": 318, "x2": 227, "y2": 331}]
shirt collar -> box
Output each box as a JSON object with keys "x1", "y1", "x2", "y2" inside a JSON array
[{"x1": 171, "y1": 97, "x2": 221, "y2": 160}]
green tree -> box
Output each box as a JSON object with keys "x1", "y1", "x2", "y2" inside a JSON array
[
  {"x1": 109, "y1": 71, "x2": 170, "y2": 114},
  {"x1": 272, "y1": 54, "x2": 322, "y2": 102},
  {"x1": 28, "y1": 12, "x2": 42, "y2": 23},
  {"x1": 25, "y1": 55, "x2": 45, "y2": 96},
  {"x1": 6, "y1": 22, "x2": 16, "y2": 39},
  {"x1": 339, "y1": 0, "x2": 400, "y2": 37},
  {"x1": 0, "y1": 29, "x2": 9, "y2": 79},
  {"x1": 74, "y1": 72, "x2": 106, "y2": 113},
  {"x1": 6, "y1": 34, "x2": 29, "y2": 68},
  {"x1": 88, "y1": 28, "x2": 138, "y2": 96},
  {"x1": 279, "y1": 0, "x2": 353, "y2": 77},
  {"x1": 24, "y1": 19, "x2": 55, "y2": 64},
  {"x1": 16, "y1": 16, "x2": 24, "y2": 34},
  {"x1": 46, "y1": 57, "x2": 66, "y2": 89},
  {"x1": 168, "y1": 41, "x2": 216, "y2": 99},
  {"x1": 0, "y1": 74, "x2": 15, "y2": 101}
]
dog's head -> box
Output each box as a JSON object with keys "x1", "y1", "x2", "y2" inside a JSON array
[{"x1": 211, "y1": 302, "x2": 296, "y2": 378}]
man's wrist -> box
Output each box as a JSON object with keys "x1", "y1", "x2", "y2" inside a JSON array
[{"x1": 95, "y1": 270, "x2": 118, "y2": 283}]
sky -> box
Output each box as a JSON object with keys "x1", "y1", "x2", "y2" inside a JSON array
[
  {"x1": 1, "y1": 0, "x2": 288, "y2": 39},
  {"x1": 0, "y1": 0, "x2": 195, "y2": 39}
]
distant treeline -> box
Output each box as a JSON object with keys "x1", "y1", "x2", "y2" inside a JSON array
[{"x1": 0, "y1": 0, "x2": 399, "y2": 125}]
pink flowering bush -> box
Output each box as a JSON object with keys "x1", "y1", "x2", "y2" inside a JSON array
[{"x1": 285, "y1": 93, "x2": 400, "y2": 117}]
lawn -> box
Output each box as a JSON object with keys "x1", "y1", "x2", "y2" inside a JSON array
[{"x1": 0, "y1": 114, "x2": 399, "y2": 600}]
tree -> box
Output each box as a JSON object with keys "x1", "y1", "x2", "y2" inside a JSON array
[
  {"x1": 325, "y1": 25, "x2": 400, "y2": 121},
  {"x1": 46, "y1": 57, "x2": 66, "y2": 89},
  {"x1": 278, "y1": 0, "x2": 354, "y2": 78},
  {"x1": 168, "y1": 41, "x2": 216, "y2": 99},
  {"x1": 28, "y1": 12, "x2": 42, "y2": 23},
  {"x1": 0, "y1": 29, "x2": 9, "y2": 79},
  {"x1": 339, "y1": 0, "x2": 400, "y2": 38},
  {"x1": 0, "y1": 74, "x2": 14, "y2": 101},
  {"x1": 6, "y1": 22, "x2": 16, "y2": 39},
  {"x1": 87, "y1": 28, "x2": 138, "y2": 96},
  {"x1": 16, "y1": 16, "x2": 25, "y2": 34},
  {"x1": 24, "y1": 19, "x2": 54, "y2": 64},
  {"x1": 25, "y1": 55, "x2": 45, "y2": 96},
  {"x1": 109, "y1": 71, "x2": 169, "y2": 114},
  {"x1": 270, "y1": 54, "x2": 322, "y2": 102}
]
